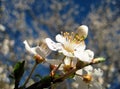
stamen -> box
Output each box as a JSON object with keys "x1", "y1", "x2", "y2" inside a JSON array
[{"x1": 60, "y1": 31, "x2": 85, "y2": 53}]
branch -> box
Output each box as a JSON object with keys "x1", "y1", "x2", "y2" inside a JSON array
[
  {"x1": 25, "y1": 68, "x2": 77, "y2": 89},
  {"x1": 24, "y1": 58, "x2": 105, "y2": 89}
]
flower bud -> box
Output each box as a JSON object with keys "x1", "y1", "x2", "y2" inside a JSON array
[
  {"x1": 92, "y1": 57, "x2": 105, "y2": 64},
  {"x1": 76, "y1": 25, "x2": 88, "y2": 40},
  {"x1": 83, "y1": 74, "x2": 92, "y2": 83}
]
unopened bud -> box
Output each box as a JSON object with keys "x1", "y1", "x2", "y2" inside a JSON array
[
  {"x1": 83, "y1": 74, "x2": 92, "y2": 83},
  {"x1": 76, "y1": 25, "x2": 88, "y2": 39},
  {"x1": 92, "y1": 57, "x2": 105, "y2": 64},
  {"x1": 50, "y1": 64, "x2": 57, "y2": 70}
]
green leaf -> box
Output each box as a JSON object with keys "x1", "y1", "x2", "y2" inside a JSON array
[
  {"x1": 13, "y1": 60, "x2": 25, "y2": 80},
  {"x1": 41, "y1": 76, "x2": 52, "y2": 83},
  {"x1": 40, "y1": 76, "x2": 52, "y2": 88}
]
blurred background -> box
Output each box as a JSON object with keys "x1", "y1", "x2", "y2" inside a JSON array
[{"x1": 0, "y1": 0, "x2": 120, "y2": 89}]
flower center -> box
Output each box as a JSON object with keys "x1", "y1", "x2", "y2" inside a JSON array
[
  {"x1": 61, "y1": 32, "x2": 84, "y2": 53},
  {"x1": 63, "y1": 43, "x2": 75, "y2": 53}
]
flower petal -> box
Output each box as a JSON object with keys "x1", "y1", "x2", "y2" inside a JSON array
[
  {"x1": 93, "y1": 68, "x2": 103, "y2": 78},
  {"x1": 23, "y1": 40, "x2": 38, "y2": 55},
  {"x1": 76, "y1": 69, "x2": 83, "y2": 75},
  {"x1": 84, "y1": 65, "x2": 93, "y2": 74},
  {"x1": 55, "y1": 34, "x2": 66, "y2": 43},
  {"x1": 74, "y1": 49, "x2": 94, "y2": 62},
  {"x1": 85, "y1": 49, "x2": 94, "y2": 60},
  {"x1": 64, "y1": 57, "x2": 71, "y2": 65},
  {"x1": 60, "y1": 49, "x2": 74, "y2": 57},
  {"x1": 45, "y1": 38, "x2": 62, "y2": 51},
  {"x1": 74, "y1": 41, "x2": 86, "y2": 52}
]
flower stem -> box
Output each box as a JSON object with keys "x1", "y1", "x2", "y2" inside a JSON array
[
  {"x1": 53, "y1": 56, "x2": 66, "y2": 73},
  {"x1": 53, "y1": 68, "x2": 77, "y2": 83},
  {"x1": 23, "y1": 62, "x2": 38, "y2": 88}
]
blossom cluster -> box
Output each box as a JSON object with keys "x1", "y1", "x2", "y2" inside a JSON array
[{"x1": 23, "y1": 25, "x2": 105, "y2": 89}]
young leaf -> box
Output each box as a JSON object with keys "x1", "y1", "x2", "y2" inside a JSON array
[{"x1": 14, "y1": 60, "x2": 25, "y2": 81}]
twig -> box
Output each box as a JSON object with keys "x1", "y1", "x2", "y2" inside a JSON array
[{"x1": 22, "y1": 62, "x2": 38, "y2": 88}]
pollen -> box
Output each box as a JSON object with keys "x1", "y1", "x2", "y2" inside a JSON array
[
  {"x1": 61, "y1": 32, "x2": 84, "y2": 43},
  {"x1": 61, "y1": 31, "x2": 85, "y2": 53}
]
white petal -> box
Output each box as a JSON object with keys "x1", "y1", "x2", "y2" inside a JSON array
[
  {"x1": 23, "y1": 40, "x2": 38, "y2": 55},
  {"x1": 74, "y1": 50, "x2": 94, "y2": 62},
  {"x1": 64, "y1": 57, "x2": 71, "y2": 65},
  {"x1": 74, "y1": 51, "x2": 85, "y2": 62},
  {"x1": 76, "y1": 69, "x2": 83, "y2": 75},
  {"x1": 75, "y1": 42, "x2": 86, "y2": 52},
  {"x1": 85, "y1": 49, "x2": 94, "y2": 60},
  {"x1": 55, "y1": 34, "x2": 66, "y2": 43},
  {"x1": 93, "y1": 68, "x2": 103, "y2": 77},
  {"x1": 84, "y1": 65, "x2": 93, "y2": 74},
  {"x1": 45, "y1": 38, "x2": 62, "y2": 51},
  {"x1": 72, "y1": 58, "x2": 78, "y2": 67},
  {"x1": 60, "y1": 49, "x2": 74, "y2": 57}
]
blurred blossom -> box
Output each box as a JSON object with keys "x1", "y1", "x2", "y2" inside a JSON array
[
  {"x1": 0, "y1": 65, "x2": 14, "y2": 89},
  {"x1": 0, "y1": 24, "x2": 5, "y2": 31},
  {"x1": 75, "y1": 66, "x2": 103, "y2": 89},
  {"x1": 1, "y1": 39, "x2": 9, "y2": 55},
  {"x1": 0, "y1": 67, "x2": 3, "y2": 73},
  {"x1": 1, "y1": 39, "x2": 14, "y2": 55},
  {"x1": 0, "y1": 66, "x2": 10, "y2": 83}
]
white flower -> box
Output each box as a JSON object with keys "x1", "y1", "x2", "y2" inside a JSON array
[
  {"x1": 45, "y1": 25, "x2": 89, "y2": 57},
  {"x1": 45, "y1": 25, "x2": 94, "y2": 62},
  {"x1": 23, "y1": 40, "x2": 49, "y2": 63}
]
